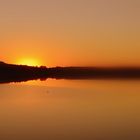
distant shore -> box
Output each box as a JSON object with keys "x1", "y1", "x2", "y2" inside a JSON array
[{"x1": 0, "y1": 62, "x2": 140, "y2": 83}]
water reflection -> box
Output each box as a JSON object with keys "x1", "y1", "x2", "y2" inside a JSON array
[{"x1": 0, "y1": 80, "x2": 140, "y2": 140}]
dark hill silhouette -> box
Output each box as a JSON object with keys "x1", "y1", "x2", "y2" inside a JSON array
[{"x1": 0, "y1": 62, "x2": 140, "y2": 83}]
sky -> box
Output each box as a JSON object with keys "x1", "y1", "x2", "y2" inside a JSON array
[{"x1": 0, "y1": 0, "x2": 140, "y2": 67}]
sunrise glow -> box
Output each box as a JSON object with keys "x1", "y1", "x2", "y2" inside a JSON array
[{"x1": 17, "y1": 58, "x2": 40, "y2": 66}]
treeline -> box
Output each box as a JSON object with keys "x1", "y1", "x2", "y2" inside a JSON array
[
  {"x1": 0, "y1": 61, "x2": 140, "y2": 83},
  {"x1": 0, "y1": 62, "x2": 48, "y2": 83}
]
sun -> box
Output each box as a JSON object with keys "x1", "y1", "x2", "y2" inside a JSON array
[{"x1": 17, "y1": 58, "x2": 40, "y2": 66}]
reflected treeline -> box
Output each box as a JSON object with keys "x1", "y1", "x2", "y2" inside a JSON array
[{"x1": 1, "y1": 61, "x2": 140, "y2": 83}]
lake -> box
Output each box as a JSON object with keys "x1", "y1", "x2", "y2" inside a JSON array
[{"x1": 0, "y1": 79, "x2": 140, "y2": 140}]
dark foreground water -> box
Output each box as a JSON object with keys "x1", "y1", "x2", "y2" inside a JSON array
[{"x1": 0, "y1": 79, "x2": 140, "y2": 140}]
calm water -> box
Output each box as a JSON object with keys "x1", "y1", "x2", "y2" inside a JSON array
[{"x1": 0, "y1": 79, "x2": 140, "y2": 140}]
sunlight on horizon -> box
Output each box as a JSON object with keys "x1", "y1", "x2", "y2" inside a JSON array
[{"x1": 16, "y1": 58, "x2": 41, "y2": 66}]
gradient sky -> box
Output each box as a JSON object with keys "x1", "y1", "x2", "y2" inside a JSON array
[{"x1": 0, "y1": 0, "x2": 140, "y2": 67}]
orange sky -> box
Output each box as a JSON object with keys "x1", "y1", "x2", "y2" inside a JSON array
[{"x1": 0, "y1": 0, "x2": 140, "y2": 67}]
